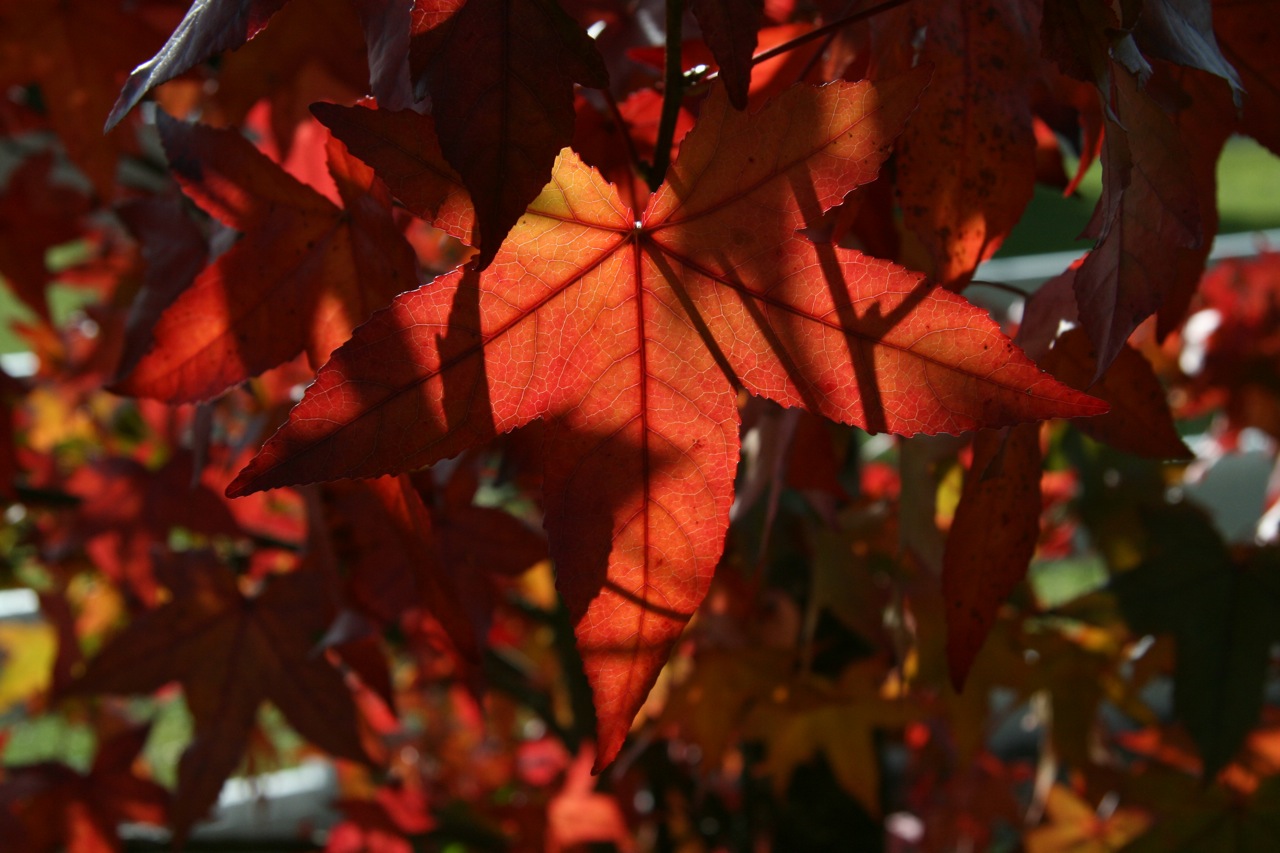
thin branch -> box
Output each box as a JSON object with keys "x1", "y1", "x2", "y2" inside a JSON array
[
  {"x1": 795, "y1": 0, "x2": 860, "y2": 83},
  {"x1": 699, "y1": 0, "x2": 915, "y2": 88},
  {"x1": 649, "y1": 0, "x2": 685, "y2": 191},
  {"x1": 968, "y1": 279, "x2": 1030, "y2": 298}
]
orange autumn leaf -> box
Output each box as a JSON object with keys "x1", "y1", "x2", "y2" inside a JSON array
[
  {"x1": 743, "y1": 664, "x2": 919, "y2": 815},
  {"x1": 1024, "y1": 785, "x2": 1151, "y2": 853},
  {"x1": 231, "y1": 72, "x2": 1104, "y2": 767}
]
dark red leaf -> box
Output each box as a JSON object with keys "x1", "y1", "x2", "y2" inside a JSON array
[
  {"x1": 943, "y1": 424, "x2": 1042, "y2": 690},
  {"x1": 410, "y1": 0, "x2": 609, "y2": 268},
  {"x1": 1215, "y1": 0, "x2": 1280, "y2": 155},
  {"x1": 690, "y1": 0, "x2": 765, "y2": 110},
  {"x1": 1041, "y1": 328, "x2": 1192, "y2": 459},
  {"x1": 1074, "y1": 68, "x2": 1202, "y2": 374},
  {"x1": 68, "y1": 553, "x2": 368, "y2": 842},
  {"x1": 204, "y1": 0, "x2": 370, "y2": 155},
  {"x1": 115, "y1": 112, "x2": 418, "y2": 402},
  {"x1": 895, "y1": 0, "x2": 1038, "y2": 288},
  {"x1": 0, "y1": 0, "x2": 171, "y2": 193},
  {"x1": 0, "y1": 152, "x2": 91, "y2": 319}
]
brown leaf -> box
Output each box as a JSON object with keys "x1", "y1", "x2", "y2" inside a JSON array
[
  {"x1": 410, "y1": 0, "x2": 608, "y2": 268},
  {"x1": 896, "y1": 0, "x2": 1038, "y2": 288}
]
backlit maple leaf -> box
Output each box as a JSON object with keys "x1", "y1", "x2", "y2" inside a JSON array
[
  {"x1": 115, "y1": 112, "x2": 418, "y2": 403},
  {"x1": 231, "y1": 72, "x2": 1104, "y2": 766}
]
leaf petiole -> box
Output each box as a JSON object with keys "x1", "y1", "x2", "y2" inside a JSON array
[
  {"x1": 969, "y1": 279, "x2": 1030, "y2": 298},
  {"x1": 649, "y1": 0, "x2": 685, "y2": 190},
  {"x1": 697, "y1": 0, "x2": 917, "y2": 92}
]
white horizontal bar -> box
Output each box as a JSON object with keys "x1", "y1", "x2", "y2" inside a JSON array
[
  {"x1": 976, "y1": 228, "x2": 1280, "y2": 286},
  {"x1": 0, "y1": 588, "x2": 38, "y2": 619}
]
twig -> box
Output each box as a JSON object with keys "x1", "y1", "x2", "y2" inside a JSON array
[
  {"x1": 969, "y1": 279, "x2": 1030, "y2": 298},
  {"x1": 699, "y1": 0, "x2": 916, "y2": 88},
  {"x1": 649, "y1": 0, "x2": 685, "y2": 190},
  {"x1": 795, "y1": 0, "x2": 859, "y2": 83}
]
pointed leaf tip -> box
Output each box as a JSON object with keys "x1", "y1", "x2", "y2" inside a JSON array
[
  {"x1": 120, "y1": 108, "x2": 417, "y2": 404},
  {"x1": 104, "y1": 0, "x2": 291, "y2": 131}
]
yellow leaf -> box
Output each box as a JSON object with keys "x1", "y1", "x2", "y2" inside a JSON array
[
  {"x1": 0, "y1": 621, "x2": 56, "y2": 712},
  {"x1": 1024, "y1": 786, "x2": 1151, "y2": 853}
]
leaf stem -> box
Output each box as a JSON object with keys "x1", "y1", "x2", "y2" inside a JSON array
[
  {"x1": 753, "y1": 0, "x2": 913, "y2": 66},
  {"x1": 698, "y1": 0, "x2": 915, "y2": 89},
  {"x1": 968, "y1": 279, "x2": 1030, "y2": 298},
  {"x1": 795, "y1": 0, "x2": 859, "y2": 83},
  {"x1": 649, "y1": 0, "x2": 685, "y2": 191}
]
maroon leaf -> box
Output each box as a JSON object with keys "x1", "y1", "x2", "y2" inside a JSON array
[
  {"x1": 115, "y1": 112, "x2": 418, "y2": 402},
  {"x1": 0, "y1": 152, "x2": 90, "y2": 320},
  {"x1": 68, "y1": 553, "x2": 368, "y2": 842},
  {"x1": 943, "y1": 425, "x2": 1042, "y2": 690},
  {"x1": 1214, "y1": 0, "x2": 1280, "y2": 154},
  {"x1": 1041, "y1": 328, "x2": 1192, "y2": 459},
  {"x1": 1074, "y1": 68, "x2": 1201, "y2": 374},
  {"x1": 895, "y1": 0, "x2": 1038, "y2": 288},
  {"x1": 690, "y1": 0, "x2": 765, "y2": 110},
  {"x1": 410, "y1": 0, "x2": 609, "y2": 268}
]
